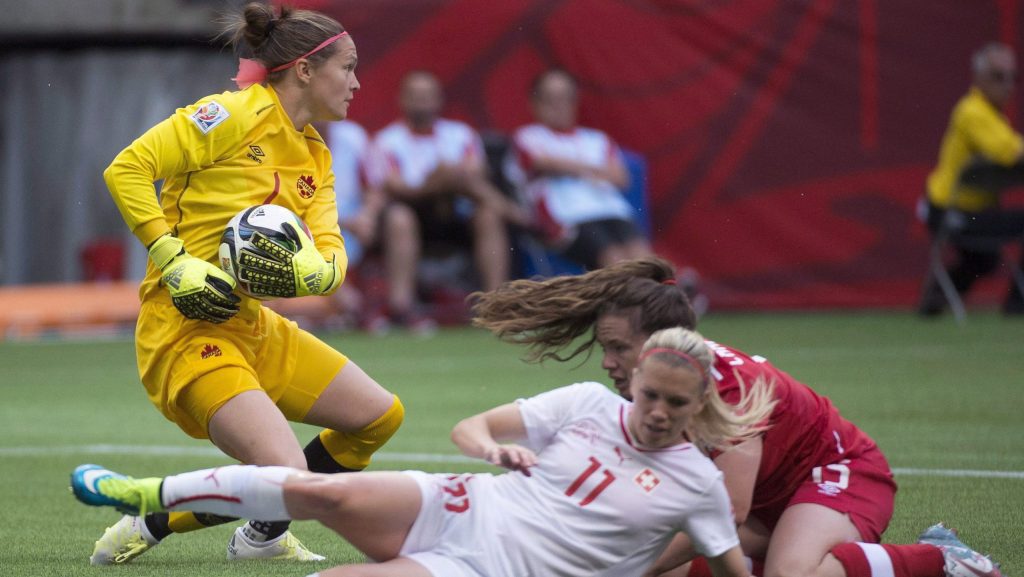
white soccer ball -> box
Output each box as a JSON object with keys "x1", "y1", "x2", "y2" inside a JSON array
[{"x1": 218, "y1": 204, "x2": 312, "y2": 299}]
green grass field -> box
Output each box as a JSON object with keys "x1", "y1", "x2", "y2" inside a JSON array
[{"x1": 2, "y1": 312, "x2": 1022, "y2": 576}]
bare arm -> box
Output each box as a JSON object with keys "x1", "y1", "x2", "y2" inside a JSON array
[
  {"x1": 645, "y1": 437, "x2": 762, "y2": 576},
  {"x1": 451, "y1": 403, "x2": 537, "y2": 475},
  {"x1": 644, "y1": 533, "x2": 697, "y2": 577},
  {"x1": 706, "y1": 546, "x2": 751, "y2": 577},
  {"x1": 382, "y1": 161, "x2": 488, "y2": 200},
  {"x1": 340, "y1": 186, "x2": 385, "y2": 245},
  {"x1": 714, "y1": 436, "x2": 762, "y2": 525},
  {"x1": 381, "y1": 172, "x2": 427, "y2": 201},
  {"x1": 528, "y1": 153, "x2": 629, "y2": 190}
]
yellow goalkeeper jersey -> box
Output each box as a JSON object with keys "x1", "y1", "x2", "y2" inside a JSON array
[
  {"x1": 104, "y1": 84, "x2": 346, "y2": 319},
  {"x1": 926, "y1": 87, "x2": 1024, "y2": 211}
]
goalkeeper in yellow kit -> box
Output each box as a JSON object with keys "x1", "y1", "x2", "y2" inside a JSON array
[{"x1": 93, "y1": 2, "x2": 404, "y2": 565}]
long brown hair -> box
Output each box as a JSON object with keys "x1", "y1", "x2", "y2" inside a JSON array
[
  {"x1": 470, "y1": 257, "x2": 695, "y2": 362},
  {"x1": 224, "y1": 3, "x2": 344, "y2": 84}
]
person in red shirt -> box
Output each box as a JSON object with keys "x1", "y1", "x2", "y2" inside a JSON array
[{"x1": 471, "y1": 257, "x2": 1003, "y2": 577}]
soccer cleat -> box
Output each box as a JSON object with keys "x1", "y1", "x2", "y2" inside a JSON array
[
  {"x1": 226, "y1": 527, "x2": 326, "y2": 561},
  {"x1": 918, "y1": 523, "x2": 1004, "y2": 577},
  {"x1": 71, "y1": 464, "x2": 163, "y2": 516},
  {"x1": 89, "y1": 514, "x2": 160, "y2": 565}
]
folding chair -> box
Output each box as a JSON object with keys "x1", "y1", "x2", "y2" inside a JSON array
[{"x1": 920, "y1": 162, "x2": 1024, "y2": 324}]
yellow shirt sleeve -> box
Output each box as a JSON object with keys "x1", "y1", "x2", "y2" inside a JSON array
[
  {"x1": 957, "y1": 101, "x2": 1024, "y2": 167},
  {"x1": 302, "y1": 129, "x2": 348, "y2": 292},
  {"x1": 104, "y1": 98, "x2": 248, "y2": 247}
]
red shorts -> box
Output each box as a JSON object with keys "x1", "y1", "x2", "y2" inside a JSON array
[{"x1": 750, "y1": 444, "x2": 896, "y2": 542}]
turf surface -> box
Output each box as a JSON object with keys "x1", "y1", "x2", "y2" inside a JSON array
[{"x1": 1, "y1": 312, "x2": 1021, "y2": 576}]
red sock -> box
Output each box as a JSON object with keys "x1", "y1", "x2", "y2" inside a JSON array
[
  {"x1": 690, "y1": 556, "x2": 711, "y2": 577},
  {"x1": 690, "y1": 556, "x2": 763, "y2": 577},
  {"x1": 831, "y1": 543, "x2": 945, "y2": 577}
]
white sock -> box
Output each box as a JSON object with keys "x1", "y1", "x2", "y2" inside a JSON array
[{"x1": 161, "y1": 465, "x2": 296, "y2": 521}]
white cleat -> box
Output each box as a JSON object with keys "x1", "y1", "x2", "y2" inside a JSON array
[
  {"x1": 918, "y1": 523, "x2": 1004, "y2": 577},
  {"x1": 226, "y1": 527, "x2": 325, "y2": 561},
  {"x1": 90, "y1": 514, "x2": 159, "y2": 565}
]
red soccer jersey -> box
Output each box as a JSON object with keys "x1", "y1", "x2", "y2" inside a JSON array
[{"x1": 706, "y1": 340, "x2": 880, "y2": 513}]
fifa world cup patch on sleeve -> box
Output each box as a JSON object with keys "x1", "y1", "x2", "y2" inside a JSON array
[{"x1": 190, "y1": 101, "x2": 230, "y2": 134}]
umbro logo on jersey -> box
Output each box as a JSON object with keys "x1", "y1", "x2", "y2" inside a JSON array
[
  {"x1": 297, "y1": 175, "x2": 317, "y2": 199},
  {"x1": 247, "y1": 145, "x2": 265, "y2": 164},
  {"x1": 634, "y1": 468, "x2": 661, "y2": 494},
  {"x1": 816, "y1": 483, "x2": 842, "y2": 497}
]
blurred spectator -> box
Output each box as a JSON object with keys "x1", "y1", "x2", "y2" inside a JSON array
[
  {"x1": 325, "y1": 119, "x2": 385, "y2": 328},
  {"x1": 371, "y1": 70, "x2": 527, "y2": 331},
  {"x1": 919, "y1": 42, "x2": 1024, "y2": 316},
  {"x1": 506, "y1": 69, "x2": 650, "y2": 270}
]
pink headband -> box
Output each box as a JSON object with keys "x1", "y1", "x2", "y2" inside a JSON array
[
  {"x1": 233, "y1": 31, "x2": 349, "y2": 89},
  {"x1": 638, "y1": 347, "x2": 707, "y2": 383}
]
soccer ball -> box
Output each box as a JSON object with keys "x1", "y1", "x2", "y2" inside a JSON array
[{"x1": 218, "y1": 204, "x2": 312, "y2": 299}]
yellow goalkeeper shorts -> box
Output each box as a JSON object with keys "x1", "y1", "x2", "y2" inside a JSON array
[{"x1": 135, "y1": 295, "x2": 348, "y2": 439}]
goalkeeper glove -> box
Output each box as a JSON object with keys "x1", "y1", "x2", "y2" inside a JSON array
[
  {"x1": 149, "y1": 235, "x2": 240, "y2": 323},
  {"x1": 236, "y1": 222, "x2": 343, "y2": 299}
]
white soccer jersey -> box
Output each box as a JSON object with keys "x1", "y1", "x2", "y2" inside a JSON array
[
  {"x1": 403, "y1": 382, "x2": 738, "y2": 577},
  {"x1": 508, "y1": 123, "x2": 634, "y2": 227},
  {"x1": 371, "y1": 118, "x2": 484, "y2": 188}
]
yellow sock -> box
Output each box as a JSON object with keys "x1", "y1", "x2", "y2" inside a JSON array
[
  {"x1": 167, "y1": 511, "x2": 235, "y2": 533},
  {"x1": 319, "y1": 395, "x2": 405, "y2": 470}
]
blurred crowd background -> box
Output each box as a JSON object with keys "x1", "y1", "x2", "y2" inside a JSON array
[{"x1": 1, "y1": 0, "x2": 1022, "y2": 335}]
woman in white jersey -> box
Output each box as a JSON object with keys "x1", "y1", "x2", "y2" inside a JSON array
[{"x1": 72, "y1": 327, "x2": 774, "y2": 577}]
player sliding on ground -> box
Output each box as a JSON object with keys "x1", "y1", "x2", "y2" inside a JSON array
[
  {"x1": 74, "y1": 328, "x2": 769, "y2": 577},
  {"x1": 470, "y1": 256, "x2": 1005, "y2": 577}
]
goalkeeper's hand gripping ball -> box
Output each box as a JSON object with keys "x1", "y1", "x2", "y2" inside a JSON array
[
  {"x1": 149, "y1": 235, "x2": 240, "y2": 323},
  {"x1": 218, "y1": 205, "x2": 344, "y2": 300}
]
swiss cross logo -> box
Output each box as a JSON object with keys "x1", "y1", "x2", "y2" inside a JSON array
[
  {"x1": 200, "y1": 344, "x2": 222, "y2": 359},
  {"x1": 297, "y1": 175, "x2": 317, "y2": 198},
  {"x1": 634, "y1": 468, "x2": 660, "y2": 494}
]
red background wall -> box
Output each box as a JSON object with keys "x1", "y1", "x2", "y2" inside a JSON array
[{"x1": 297, "y1": 0, "x2": 1022, "y2": 309}]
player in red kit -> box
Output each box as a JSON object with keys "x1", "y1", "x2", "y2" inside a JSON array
[{"x1": 471, "y1": 257, "x2": 1004, "y2": 577}]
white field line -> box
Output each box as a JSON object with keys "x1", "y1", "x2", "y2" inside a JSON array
[{"x1": 3, "y1": 444, "x2": 1024, "y2": 479}]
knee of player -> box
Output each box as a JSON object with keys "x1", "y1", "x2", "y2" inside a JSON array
[
  {"x1": 315, "y1": 475, "x2": 361, "y2": 516},
  {"x1": 286, "y1": 474, "x2": 358, "y2": 517},
  {"x1": 373, "y1": 394, "x2": 405, "y2": 441}
]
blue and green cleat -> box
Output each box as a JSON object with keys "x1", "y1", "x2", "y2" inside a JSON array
[
  {"x1": 918, "y1": 523, "x2": 1004, "y2": 577},
  {"x1": 70, "y1": 464, "x2": 164, "y2": 517}
]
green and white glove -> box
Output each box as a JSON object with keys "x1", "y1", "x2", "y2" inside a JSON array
[
  {"x1": 149, "y1": 235, "x2": 240, "y2": 323},
  {"x1": 236, "y1": 222, "x2": 343, "y2": 299}
]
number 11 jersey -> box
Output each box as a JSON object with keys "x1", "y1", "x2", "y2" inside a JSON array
[{"x1": 420, "y1": 382, "x2": 738, "y2": 576}]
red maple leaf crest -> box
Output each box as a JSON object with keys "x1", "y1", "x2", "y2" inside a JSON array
[{"x1": 296, "y1": 175, "x2": 317, "y2": 199}]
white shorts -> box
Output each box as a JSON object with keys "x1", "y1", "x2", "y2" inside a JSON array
[{"x1": 399, "y1": 471, "x2": 495, "y2": 577}]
